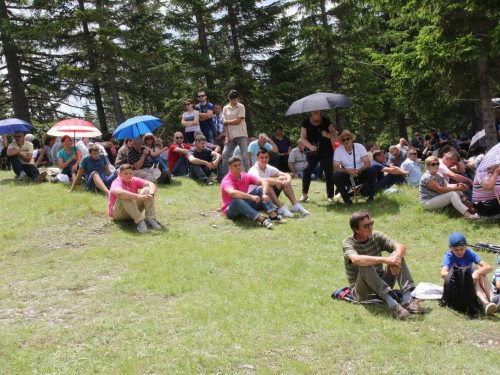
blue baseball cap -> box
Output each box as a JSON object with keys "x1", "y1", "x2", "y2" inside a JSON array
[{"x1": 449, "y1": 232, "x2": 467, "y2": 247}]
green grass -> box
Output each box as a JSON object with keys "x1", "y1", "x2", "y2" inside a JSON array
[{"x1": 0, "y1": 170, "x2": 499, "y2": 374}]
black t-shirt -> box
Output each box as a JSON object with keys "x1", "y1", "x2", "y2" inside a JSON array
[
  {"x1": 301, "y1": 117, "x2": 333, "y2": 153},
  {"x1": 187, "y1": 147, "x2": 213, "y2": 162}
]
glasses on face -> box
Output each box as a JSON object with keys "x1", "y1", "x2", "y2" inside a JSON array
[
  {"x1": 408, "y1": 152, "x2": 417, "y2": 155},
  {"x1": 429, "y1": 162, "x2": 440, "y2": 167},
  {"x1": 175, "y1": 136, "x2": 183, "y2": 139},
  {"x1": 198, "y1": 95, "x2": 206, "y2": 98},
  {"x1": 362, "y1": 221, "x2": 374, "y2": 229},
  {"x1": 342, "y1": 138, "x2": 351, "y2": 142},
  {"x1": 185, "y1": 103, "x2": 191, "y2": 106},
  {"x1": 145, "y1": 137, "x2": 153, "y2": 140}
]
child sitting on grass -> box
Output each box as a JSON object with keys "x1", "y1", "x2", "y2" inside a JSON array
[
  {"x1": 492, "y1": 256, "x2": 500, "y2": 296},
  {"x1": 441, "y1": 232, "x2": 500, "y2": 316}
]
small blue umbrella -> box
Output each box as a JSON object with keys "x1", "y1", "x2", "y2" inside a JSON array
[
  {"x1": 0, "y1": 118, "x2": 34, "y2": 135},
  {"x1": 113, "y1": 115, "x2": 163, "y2": 140}
]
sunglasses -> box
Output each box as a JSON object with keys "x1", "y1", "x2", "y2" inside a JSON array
[
  {"x1": 185, "y1": 103, "x2": 192, "y2": 106},
  {"x1": 429, "y1": 162, "x2": 440, "y2": 167},
  {"x1": 175, "y1": 136, "x2": 184, "y2": 139},
  {"x1": 198, "y1": 95, "x2": 206, "y2": 98},
  {"x1": 408, "y1": 152, "x2": 417, "y2": 155},
  {"x1": 342, "y1": 137, "x2": 351, "y2": 142},
  {"x1": 362, "y1": 221, "x2": 374, "y2": 229}
]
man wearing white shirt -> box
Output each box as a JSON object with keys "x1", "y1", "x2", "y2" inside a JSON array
[{"x1": 333, "y1": 130, "x2": 376, "y2": 205}]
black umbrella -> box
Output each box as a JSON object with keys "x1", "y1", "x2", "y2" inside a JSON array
[{"x1": 285, "y1": 92, "x2": 355, "y2": 116}]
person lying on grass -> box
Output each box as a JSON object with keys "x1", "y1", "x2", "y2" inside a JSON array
[
  {"x1": 220, "y1": 155, "x2": 287, "y2": 230},
  {"x1": 64, "y1": 144, "x2": 117, "y2": 195},
  {"x1": 441, "y1": 232, "x2": 500, "y2": 316},
  {"x1": 342, "y1": 210, "x2": 428, "y2": 320},
  {"x1": 108, "y1": 164, "x2": 162, "y2": 233}
]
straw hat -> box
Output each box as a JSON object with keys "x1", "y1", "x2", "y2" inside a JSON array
[{"x1": 339, "y1": 129, "x2": 357, "y2": 142}]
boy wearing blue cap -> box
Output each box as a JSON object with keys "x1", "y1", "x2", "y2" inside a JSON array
[
  {"x1": 441, "y1": 232, "x2": 500, "y2": 316},
  {"x1": 492, "y1": 256, "x2": 500, "y2": 295}
]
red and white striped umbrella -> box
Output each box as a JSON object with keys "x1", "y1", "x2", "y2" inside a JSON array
[{"x1": 47, "y1": 119, "x2": 102, "y2": 138}]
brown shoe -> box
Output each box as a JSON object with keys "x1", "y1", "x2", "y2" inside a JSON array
[
  {"x1": 391, "y1": 303, "x2": 410, "y2": 320},
  {"x1": 402, "y1": 300, "x2": 429, "y2": 314}
]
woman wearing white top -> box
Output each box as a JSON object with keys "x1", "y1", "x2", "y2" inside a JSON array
[{"x1": 182, "y1": 98, "x2": 200, "y2": 144}]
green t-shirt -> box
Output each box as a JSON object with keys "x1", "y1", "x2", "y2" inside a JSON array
[
  {"x1": 57, "y1": 146, "x2": 77, "y2": 162},
  {"x1": 342, "y1": 231, "x2": 397, "y2": 284}
]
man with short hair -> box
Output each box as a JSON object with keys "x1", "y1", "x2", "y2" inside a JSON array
[
  {"x1": 437, "y1": 127, "x2": 450, "y2": 146},
  {"x1": 221, "y1": 90, "x2": 250, "y2": 174},
  {"x1": 128, "y1": 137, "x2": 171, "y2": 184},
  {"x1": 193, "y1": 130, "x2": 221, "y2": 153},
  {"x1": 109, "y1": 163, "x2": 162, "y2": 233},
  {"x1": 439, "y1": 151, "x2": 473, "y2": 185},
  {"x1": 167, "y1": 132, "x2": 191, "y2": 177},
  {"x1": 6, "y1": 131, "x2": 47, "y2": 182},
  {"x1": 212, "y1": 103, "x2": 225, "y2": 152},
  {"x1": 410, "y1": 132, "x2": 424, "y2": 157},
  {"x1": 187, "y1": 135, "x2": 223, "y2": 185},
  {"x1": 371, "y1": 150, "x2": 408, "y2": 189},
  {"x1": 65, "y1": 144, "x2": 117, "y2": 194},
  {"x1": 195, "y1": 90, "x2": 215, "y2": 144},
  {"x1": 333, "y1": 130, "x2": 376, "y2": 205},
  {"x1": 396, "y1": 138, "x2": 408, "y2": 152},
  {"x1": 221, "y1": 156, "x2": 286, "y2": 229},
  {"x1": 288, "y1": 140, "x2": 319, "y2": 180},
  {"x1": 400, "y1": 148, "x2": 423, "y2": 187},
  {"x1": 388, "y1": 145, "x2": 407, "y2": 167},
  {"x1": 247, "y1": 133, "x2": 278, "y2": 166},
  {"x1": 342, "y1": 210, "x2": 428, "y2": 319},
  {"x1": 248, "y1": 148, "x2": 309, "y2": 216}
]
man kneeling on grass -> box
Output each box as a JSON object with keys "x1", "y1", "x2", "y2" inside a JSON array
[
  {"x1": 221, "y1": 156, "x2": 287, "y2": 229},
  {"x1": 342, "y1": 210, "x2": 428, "y2": 319},
  {"x1": 65, "y1": 144, "x2": 117, "y2": 195},
  {"x1": 109, "y1": 164, "x2": 162, "y2": 233}
]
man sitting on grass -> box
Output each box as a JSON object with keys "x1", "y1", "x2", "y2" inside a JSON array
[
  {"x1": 187, "y1": 135, "x2": 223, "y2": 185},
  {"x1": 65, "y1": 144, "x2": 117, "y2": 195},
  {"x1": 248, "y1": 147, "x2": 309, "y2": 216},
  {"x1": 371, "y1": 149, "x2": 408, "y2": 190},
  {"x1": 221, "y1": 156, "x2": 287, "y2": 229},
  {"x1": 108, "y1": 164, "x2": 162, "y2": 233},
  {"x1": 6, "y1": 131, "x2": 47, "y2": 182},
  {"x1": 342, "y1": 210, "x2": 428, "y2": 319}
]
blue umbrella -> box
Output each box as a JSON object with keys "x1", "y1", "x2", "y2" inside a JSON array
[
  {"x1": 113, "y1": 115, "x2": 163, "y2": 140},
  {"x1": 0, "y1": 118, "x2": 34, "y2": 135}
]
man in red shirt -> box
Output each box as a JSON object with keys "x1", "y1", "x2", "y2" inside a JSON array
[{"x1": 167, "y1": 131, "x2": 191, "y2": 176}]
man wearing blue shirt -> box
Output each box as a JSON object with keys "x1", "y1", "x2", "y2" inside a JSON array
[
  {"x1": 400, "y1": 149, "x2": 423, "y2": 187},
  {"x1": 247, "y1": 133, "x2": 278, "y2": 166},
  {"x1": 196, "y1": 91, "x2": 215, "y2": 144}
]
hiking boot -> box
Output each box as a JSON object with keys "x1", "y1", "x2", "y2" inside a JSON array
[
  {"x1": 341, "y1": 200, "x2": 353, "y2": 206},
  {"x1": 270, "y1": 214, "x2": 287, "y2": 223},
  {"x1": 402, "y1": 300, "x2": 429, "y2": 314},
  {"x1": 277, "y1": 205, "x2": 294, "y2": 217},
  {"x1": 485, "y1": 302, "x2": 496, "y2": 316},
  {"x1": 204, "y1": 179, "x2": 213, "y2": 186},
  {"x1": 137, "y1": 220, "x2": 149, "y2": 233},
  {"x1": 261, "y1": 218, "x2": 274, "y2": 229},
  {"x1": 35, "y1": 171, "x2": 47, "y2": 183},
  {"x1": 391, "y1": 303, "x2": 410, "y2": 320},
  {"x1": 146, "y1": 219, "x2": 162, "y2": 230},
  {"x1": 291, "y1": 203, "x2": 309, "y2": 215},
  {"x1": 491, "y1": 295, "x2": 500, "y2": 312},
  {"x1": 159, "y1": 169, "x2": 171, "y2": 184},
  {"x1": 18, "y1": 171, "x2": 27, "y2": 181}
]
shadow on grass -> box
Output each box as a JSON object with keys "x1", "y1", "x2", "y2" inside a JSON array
[
  {"x1": 324, "y1": 198, "x2": 402, "y2": 215},
  {"x1": 112, "y1": 219, "x2": 169, "y2": 234},
  {"x1": 362, "y1": 303, "x2": 432, "y2": 320},
  {"x1": 231, "y1": 217, "x2": 266, "y2": 231}
]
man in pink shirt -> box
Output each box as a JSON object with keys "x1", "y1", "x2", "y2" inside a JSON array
[
  {"x1": 221, "y1": 156, "x2": 286, "y2": 229},
  {"x1": 109, "y1": 164, "x2": 163, "y2": 233}
]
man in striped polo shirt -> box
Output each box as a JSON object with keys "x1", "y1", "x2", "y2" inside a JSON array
[{"x1": 342, "y1": 210, "x2": 428, "y2": 319}]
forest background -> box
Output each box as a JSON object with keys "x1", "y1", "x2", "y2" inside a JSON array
[{"x1": 1, "y1": 0, "x2": 499, "y2": 149}]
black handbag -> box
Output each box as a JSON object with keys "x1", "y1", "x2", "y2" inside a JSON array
[{"x1": 304, "y1": 143, "x2": 318, "y2": 157}]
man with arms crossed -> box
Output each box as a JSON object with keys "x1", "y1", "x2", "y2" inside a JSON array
[{"x1": 342, "y1": 210, "x2": 428, "y2": 319}]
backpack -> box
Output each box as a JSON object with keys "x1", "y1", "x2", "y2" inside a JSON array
[{"x1": 439, "y1": 266, "x2": 480, "y2": 315}]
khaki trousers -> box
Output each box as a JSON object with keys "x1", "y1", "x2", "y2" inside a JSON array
[
  {"x1": 113, "y1": 187, "x2": 156, "y2": 224},
  {"x1": 352, "y1": 258, "x2": 415, "y2": 301}
]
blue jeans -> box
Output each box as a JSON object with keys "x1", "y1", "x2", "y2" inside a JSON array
[
  {"x1": 61, "y1": 160, "x2": 76, "y2": 178},
  {"x1": 377, "y1": 174, "x2": 406, "y2": 190},
  {"x1": 297, "y1": 163, "x2": 320, "y2": 180},
  {"x1": 226, "y1": 186, "x2": 276, "y2": 221},
  {"x1": 172, "y1": 157, "x2": 188, "y2": 176},
  {"x1": 8, "y1": 155, "x2": 40, "y2": 179},
  {"x1": 149, "y1": 155, "x2": 169, "y2": 172},
  {"x1": 201, "y1": 128, "x2": 215, "y2": 144},
  {"x1": 189, "y1": 158, "x2": 224, "y2": 182},
  {"x1": 86, "y1": 170, "x2": 118, "y2": 191}
]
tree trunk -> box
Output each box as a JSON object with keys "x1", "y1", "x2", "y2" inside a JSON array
[
  {"x1": 0, "y1": 0, "x2": 31, "y2": 123},
  {"x1": 397, "y1": 113, "x2": 407, "y2": 140},
  {"x1": 477, "y1": 59, "x2": 496, "y2": 150},
  {"x1": 194, "y1": 4, "x2": 215, "y2": 90},
  {"x1": 96, "y1": 0, "x2": 125, "y2": 128},
  {"x1": 79, "y1": 0, "x2": 108, "y2": 133}
]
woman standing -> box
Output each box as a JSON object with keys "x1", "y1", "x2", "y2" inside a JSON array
[
  {"x1": 57, "y1": 135, "x2": 82, "y2": 180},
  {"x1": 299, "y1": 110, "x2": 337, "y2": 202},
  {"x1": 419, "y1": 156, "x2": 477, "y2": 218},
  {"x1": 142, "y1": 133, "x2": 169, "y2": 171},
  {"x1": 182, "y1": 99, "x2": 200, "y2": 144}
]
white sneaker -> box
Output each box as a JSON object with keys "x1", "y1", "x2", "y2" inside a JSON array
[
  {"x1": 291, "y1": 203, "x2": 310, "y2": 215},
  {"x1": 277, "y1": 205, "x2": 294, "y2": 217},
  {"x1": 18, "y1": 171, "x2": 27, "y2": 181}
]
